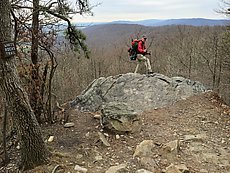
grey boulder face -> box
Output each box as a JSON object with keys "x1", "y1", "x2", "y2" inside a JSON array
[
  {"x1": 101, "y1": 102, "x2": 141, "y2": 133},
  {"x1": 71, "y1": 73, "x2": 207, "y2": 113}
]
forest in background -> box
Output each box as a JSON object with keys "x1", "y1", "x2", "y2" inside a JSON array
[
  {"x1": 51, "y1": 24, "x2": 230, "y2": 105},
  {"x1": 0, "y1": 24, "x2": 230, "y2": 116}
]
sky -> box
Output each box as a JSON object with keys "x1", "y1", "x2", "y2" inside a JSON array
[{"x1": 72, "y1": 0, "x2": 227, "y2": 23}]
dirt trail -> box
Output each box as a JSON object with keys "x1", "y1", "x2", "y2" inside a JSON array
[{"x1": 1, "y1": 91, "x2": 229, "y2": 173}]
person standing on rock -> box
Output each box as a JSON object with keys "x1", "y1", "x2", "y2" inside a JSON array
[{"x1": 134, "y1": 35, "x2": 153, "y2": 74}]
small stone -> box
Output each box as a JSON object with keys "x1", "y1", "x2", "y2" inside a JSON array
[
  {"x1": 164, "y1": 140, "x2": 180, "y2": 152},
  {"x1": 184, "y1": 134, "x2": 207, "y2": 142},
  {"x1": 85, "y1": 132, "x2": 90, "y2": 137},
  {"x1": 165, "y1": 164, "x2": 180, "y2": 173},
  {"x1": 95, "y1": 155, "x2": 103, "y2": 161},
  {"x1": 76, "y1": 154, "x2": 83, "y2": 159},
  {"x1": 136, "y1": 169, "x2": 153, "y2": 173},
  {"x1": 128, "y1": 146, "x2": 132, "y2": 151},
  {"x1": 94, "y1": 114, "x2": 101, "y2": 119},
  {"x1": 48, "y1": 136, "x2": 54, "y2": 142},
  {"x1": 98, "y1": 132, "x2": 110, "y2": 147},
  {"x1": 200, "y1": 169, "x2": 208, "y2": 173},
  {"x1": 116, "y1": 135, "x2": 120, "y2": 139},
  {"x1": 104, "y1": 133, "x2": 109, "y2": 137},
  {"x1": 175, "y1": 164, "x2": 189, "y2": 173},
  {"x1": 64, "y1": 122, "x2": 75, "y2": 128},
  {"x1": 105, "y1": 164, "x2": 126, "y2": 173},
  {"x1": 140, "y1": 157, "x2": 156, "y2": 172},
  {"x1": 159, "y1": 140, "x2": 180, "y2": 161},
  {"x1": 133, "y1": 140, "x2": 155, "y2": 158},
  {"x1": 74, "y1": 165, "x2": 87, "y2": 173},
  {"x1": 68, "y1": 162, "x2": 74, "y2": 166}
]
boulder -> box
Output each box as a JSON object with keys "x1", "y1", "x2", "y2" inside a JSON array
[
  {"x1": 70, "y1": 73, "x2": 206, "y2": 112},
  {"x1": 101, "y1": 102, "x2": 141, "y2": 132}
]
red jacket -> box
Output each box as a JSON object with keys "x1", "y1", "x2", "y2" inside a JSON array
[{"x1": 137, "y1": 41, "x2": 146, "y2": 54}]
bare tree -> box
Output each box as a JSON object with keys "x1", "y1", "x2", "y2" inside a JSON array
[
  {"x1": 11, "y1": 0, "x2": 92, "y2": 122},
  {"x1": 0, "y1": 0, "x2": 49, "y2": 170}
]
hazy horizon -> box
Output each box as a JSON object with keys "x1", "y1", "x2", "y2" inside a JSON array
[
  {"x1": 72, "y1": 0, "x2": 227, "y2": 23},
  {"x1": 75, "y1": 17, "x2": 228, "y2": 24}
]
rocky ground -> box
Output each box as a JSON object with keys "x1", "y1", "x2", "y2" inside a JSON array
[{"x1": 1, "y1": 91, "x2": 229, "y2": 173}]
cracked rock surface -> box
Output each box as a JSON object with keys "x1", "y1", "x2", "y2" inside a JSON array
[{"x1": 70, "y1": 73, "x2": 206, "y2": 112}]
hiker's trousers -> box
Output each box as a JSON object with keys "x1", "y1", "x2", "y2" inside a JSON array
[{"x1": 134, "y1": 55, "x2": 152, "y2": 73}]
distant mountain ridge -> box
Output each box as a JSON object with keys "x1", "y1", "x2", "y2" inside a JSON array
[{"x1": 78, "y1": 18, "x2": 229, "y2": 27}]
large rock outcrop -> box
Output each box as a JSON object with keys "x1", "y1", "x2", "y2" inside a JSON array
[{"x1": 70, "y1": 73, "x2": 206, "y2": 113}]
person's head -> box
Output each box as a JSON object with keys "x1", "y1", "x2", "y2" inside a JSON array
[{"x1": 141, "y1": 35, "x2": 147, "y2": 42}]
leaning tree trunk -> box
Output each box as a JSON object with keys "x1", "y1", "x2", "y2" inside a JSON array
[{"x1": 0, "y1": 0, "x2": 49, "y2": 170}]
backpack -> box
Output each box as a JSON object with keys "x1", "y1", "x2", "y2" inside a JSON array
[{"x1": 128, "y1": 39, "x2": 141, "y2": 60}]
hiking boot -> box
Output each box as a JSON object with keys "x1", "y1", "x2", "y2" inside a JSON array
[{"x1": 146, "y1": 71, "x2": 156, "y2": 77}]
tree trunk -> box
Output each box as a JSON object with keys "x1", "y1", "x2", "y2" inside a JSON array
[
  {"x1": 212, "y1": 36, "x2": 218, "y2": 90},
  {"x1": 30, "y1": 0, "x2": 43, "y2": 122},
  {"x1": 3, "y1": 102, "x2": 9, "y2": 165},
  {"x1": 0, "y1": 0, "x2": 49, "y2": 170}
]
